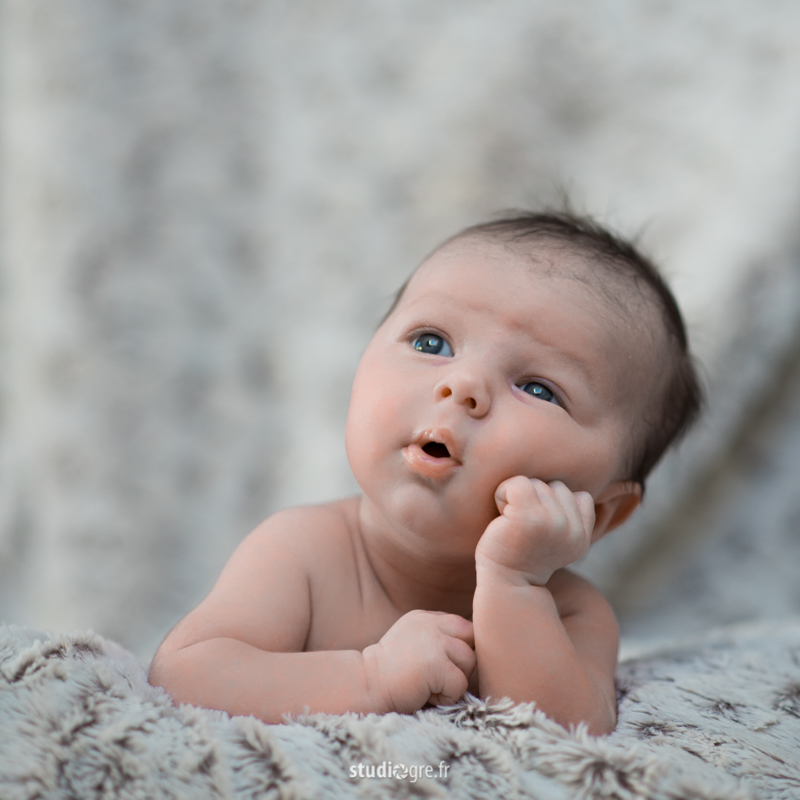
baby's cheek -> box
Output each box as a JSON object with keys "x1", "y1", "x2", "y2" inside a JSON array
[
  {"x1": 481, "y1": 421, "x2": 541, "y2": 482},
  {"x1": 345, "y1": 376, "x2": 414, "y2": 480}
]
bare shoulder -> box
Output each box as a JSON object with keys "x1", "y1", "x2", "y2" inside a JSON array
[
  {"x1": 247, "y1": 496, "x2": 358, "y2": 557},
  {"x1": 157, "y1": 498, "x2": 359, "y2": 656},
  {"x1": 215, "y1": 496, "x2": 361, "y2": 603}
]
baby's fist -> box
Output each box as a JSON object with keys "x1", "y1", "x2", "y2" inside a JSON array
[
  {"x1": 475, "y1": 477, "x2": 595, "y2": 586},
  {"x1": 362, "y1": 610, "x2": 476, "y2": 713}
]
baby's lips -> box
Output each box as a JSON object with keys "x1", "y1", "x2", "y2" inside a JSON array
[
  {"x1": 412, "y1": 428, "x2": 461, "y2": 461},
  {"x1": 403, "y1": 442, "x2": 461, "y2": 480}
]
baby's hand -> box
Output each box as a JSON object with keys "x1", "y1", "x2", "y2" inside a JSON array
[
  {"x1": 362, "y1": 610, "x2": 476, "y2": 713},
  {"x1": 475, "y1": 477, "x2": 595, "y2": 586}
]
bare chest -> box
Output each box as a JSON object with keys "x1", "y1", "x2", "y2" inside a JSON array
[{"x1": 303, "y1": 538, "x2": 401, "y2": 653}]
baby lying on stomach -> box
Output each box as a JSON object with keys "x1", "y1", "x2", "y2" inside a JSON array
[{"x1": 149, "y1": 212, "x2": 702, "y2": 735}]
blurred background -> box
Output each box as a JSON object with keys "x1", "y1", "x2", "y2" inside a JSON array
[{"x1": 2, "y1": 0, "x2": 800, "y2": 660}]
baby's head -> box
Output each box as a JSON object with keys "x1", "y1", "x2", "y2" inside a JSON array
[
  {"x1": 389, "y1": 213, "x2": 702, "y2": 489},
  {"x1": 346, "y1": 212, "x2": 702, "y2": 549}
]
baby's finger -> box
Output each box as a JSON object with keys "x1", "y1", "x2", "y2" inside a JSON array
[
  {"x1": 528, "y1": 479, "x2": 573, "y2": 526},
  {"x1": 434, "y1": 613, "x2": 475, "y2": 648},
  {"x1": 444, "y1": 635, "x2": 478, "y2": 681},
  {"x1": 530, "y1": 478, "x2": 560, "y2": 506},
  {"x1": 549, "y1": 481, "x2": 592, "y2": 538},
  {"x1": 494, "y1": 475, "x2": 535, "y2": 514},
  {"x1": 575, "y1": 491, "x2": 596, "y2": 536},
  {"x1": 428, "y1": 661, "x2": 470, "y2": 706}
]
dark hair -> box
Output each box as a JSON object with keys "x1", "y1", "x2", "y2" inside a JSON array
[{"x1": 386, "y1": 211, "x2": 704, "y2": 489}]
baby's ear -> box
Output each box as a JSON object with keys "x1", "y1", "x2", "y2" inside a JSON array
[{"x1": 591, "y1": 481, "x2": 642, "y2": 543}]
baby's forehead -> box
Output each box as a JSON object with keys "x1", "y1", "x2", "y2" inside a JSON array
[
  {"x1": 412, "y1": 235, "x2": 654, "y2": 329},
  {"x1": 408, "y1": 234, "x2": 666, "y2": 397},
  {"x1": 425, "y1": 234, "x2": 620, "y2": 292}
]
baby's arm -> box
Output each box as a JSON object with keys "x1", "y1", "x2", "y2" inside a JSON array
[
  {"x1": 149, "y1": 508, "x2": 474, "y2": 722},
  {"x1": 472, "y1": 478, "x2": 619, "y2": 734}
]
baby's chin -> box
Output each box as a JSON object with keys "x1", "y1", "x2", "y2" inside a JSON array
[{"x1": 368, "y1": 487, "x2": 497, "y2": 547}]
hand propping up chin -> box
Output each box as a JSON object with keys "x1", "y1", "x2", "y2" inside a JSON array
[{"x1": 475, "y1": 476, "x2": 596, "y2": 586}]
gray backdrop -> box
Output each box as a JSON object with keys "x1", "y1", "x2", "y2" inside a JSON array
[{"x1": 2, "y1": 1, "x2": 800, "y2": 659}]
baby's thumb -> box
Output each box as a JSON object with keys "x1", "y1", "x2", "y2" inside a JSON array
[
  {"x1": 493, "y1": 480, "x2": 510, "y2": 514},
  {"x1": 494, "y1": 475, "x2": 533, "y2": 515}
]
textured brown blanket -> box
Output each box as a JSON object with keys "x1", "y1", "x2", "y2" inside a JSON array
[{"x1": 2, "y1": 621, "x2": 800, "y2": 798}]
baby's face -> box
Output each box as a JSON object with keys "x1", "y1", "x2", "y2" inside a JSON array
[{"x1": 346, "y1": 239, "x2": 640, "y2": 555}]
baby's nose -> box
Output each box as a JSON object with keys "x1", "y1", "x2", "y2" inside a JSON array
[{"x1": 434, "y1": 373, "x2": 490, "y2": 418}]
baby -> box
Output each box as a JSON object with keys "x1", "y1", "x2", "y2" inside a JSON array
[{"x1": 149, "y1": 212, "x2": 702, "y2": 735}]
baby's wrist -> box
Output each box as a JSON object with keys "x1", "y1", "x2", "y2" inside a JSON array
[
  {"x1": 361, "y1": 644, "x2": 396, "y2": 714},
  {"x1": 475, "y1": 556, "x2": 551, "y2": 588}
]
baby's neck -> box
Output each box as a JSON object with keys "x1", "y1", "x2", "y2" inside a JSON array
[{"x1": 354, "y1": 496, "x2": 477, "y2": 618}]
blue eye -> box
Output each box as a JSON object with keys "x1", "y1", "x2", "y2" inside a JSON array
[
  {"x1": 413, "y1": 334, "x2": 453, "y2": 357},
  {"x1": 520, "y1": 382, "x2": 558, "y2": 404}
]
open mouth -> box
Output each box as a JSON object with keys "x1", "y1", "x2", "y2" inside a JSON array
[
  {"x1": 404, "y1": 431, "x2": 460, "y2": 479},
  {"x1": 421, "y1": 441, "x2": 451, "y2": 459}
]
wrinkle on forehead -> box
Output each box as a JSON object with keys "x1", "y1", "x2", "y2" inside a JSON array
[
  {"x1": 472, "y1": 236, "x2": 663, "y2": 341},
  {"x1": 428, "y1": 235, "x2": 666, "y2": 368},
  {"x1": 485, "y1": 236, "x2": 665, "y2": 383}
]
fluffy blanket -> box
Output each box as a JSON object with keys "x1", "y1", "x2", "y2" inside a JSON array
[{"x1": 2, "y1": 621, "x2": 800, "y2": 799}]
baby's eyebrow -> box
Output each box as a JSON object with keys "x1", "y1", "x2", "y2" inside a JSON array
[
  {"x1": 549, "y1": 345, "x2": 596, "y2": 376},
  {"x1": 399, "y1": 290, "x2": 606, "y2": 389},
  {"x1": 542, "y1": 354, "x2": 595, "y2": 396},
  {"x1": 514, "y1": 333, "x2": 604, "y2": 396}
]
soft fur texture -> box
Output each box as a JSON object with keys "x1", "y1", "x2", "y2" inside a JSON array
[{"x1": 3, "y1": 622, "x2": 800, "y2": 799}]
